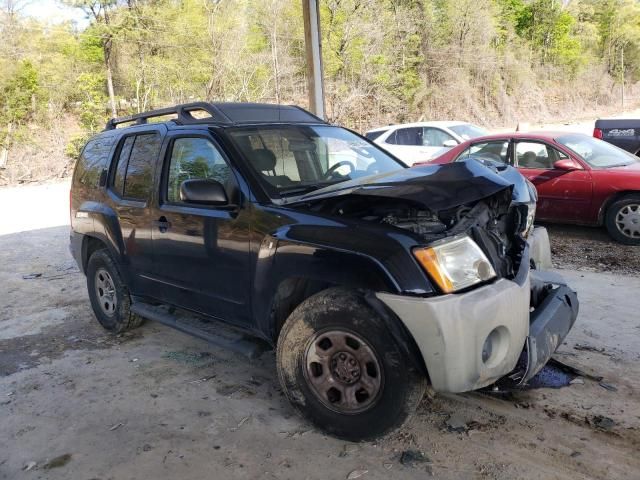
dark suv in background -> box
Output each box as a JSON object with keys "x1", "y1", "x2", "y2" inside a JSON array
[{"x1": 70, "y1": 102, "x2": 578, "y2": 440}]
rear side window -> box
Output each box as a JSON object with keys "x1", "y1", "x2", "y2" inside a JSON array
[
  {"x1": 386, "y1": 127, "x2": 422, "y2": 146},
  {"x1": 111, "y1": 133, "x2": 161, "y2": 201},
  {"x1": 74, "y1": 136, "x2": 115, "y2": 186}
]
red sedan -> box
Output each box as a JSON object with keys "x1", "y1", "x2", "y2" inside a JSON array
[{"x1": 421, "y1": 131, "x2": 640, "y2": 244}]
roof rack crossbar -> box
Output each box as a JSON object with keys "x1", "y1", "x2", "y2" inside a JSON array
[{"x1": 104, "y1": 102, "x2": 232, "y2": 131}]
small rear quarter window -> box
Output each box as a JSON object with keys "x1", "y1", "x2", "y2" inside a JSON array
[
  {"x1": 365, "y1": 130, "x2": 387, "y2": 141},
  {"x1": 74, "y1": 136, "x2": 115, "y2": 187}
]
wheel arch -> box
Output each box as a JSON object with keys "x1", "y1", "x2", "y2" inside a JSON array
[
  {"x1": 257, "y1": 240, "x2": 403, "y2": 344},
  {"x1": 598, "y1": 190, "x2": 640, "y2": 225}
]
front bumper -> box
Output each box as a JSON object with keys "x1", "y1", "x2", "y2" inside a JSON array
[{"x1": 376, "y1": 254, "x2": 578, "y2": 393}]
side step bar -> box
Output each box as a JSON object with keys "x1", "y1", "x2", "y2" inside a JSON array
[{"x1": 130, "y1": 301, "x2": 268, "y2": 360}]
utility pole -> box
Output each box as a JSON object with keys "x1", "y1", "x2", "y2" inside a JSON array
[
  {"x1": 621, "y1": 47, "x2": 625, "y2": 111},
  {"x1": 302, "y1": 0, "x2": 325, "y2": 119}
]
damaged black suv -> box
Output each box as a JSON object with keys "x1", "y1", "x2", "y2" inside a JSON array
[{"x1": 70, "y1": 102, "x2": 578, "y2": 440}]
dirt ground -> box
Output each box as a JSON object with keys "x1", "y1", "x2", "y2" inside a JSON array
[
  {"x1": 546, "y1": 223, "x2": 640, "y2": 276},
  {"x1": 1, "y1": 182, "x2": 639, "y2": 480}
]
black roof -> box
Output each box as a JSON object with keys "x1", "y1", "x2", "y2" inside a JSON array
[{"x1": 104, "y1": 102, "x2": 326, "y2": 131}]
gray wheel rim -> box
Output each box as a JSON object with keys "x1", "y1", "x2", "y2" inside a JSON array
[
  {"x1": 303, "y1": 328, "x2": 383, "y2": 414},
  {"x1": 615, "y1": 203, "x2": 640, "y2": 239},
  {"x1": 94, "y1": 268, "x2": 117, "y2": 317}
]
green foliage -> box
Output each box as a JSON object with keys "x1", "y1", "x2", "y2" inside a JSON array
[
  {"x1": 1, "y1": 0, "x2": 640, "y2": 167},
  {"x1": 1, "y1": 60, "x2": 39, "y2": 124}
]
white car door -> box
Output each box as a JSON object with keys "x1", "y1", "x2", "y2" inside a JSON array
[{"x1": 377, "y1": 126, "x2": 456, "y2": 165}]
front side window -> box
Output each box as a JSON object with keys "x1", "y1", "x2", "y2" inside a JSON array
[
  {"x1": 166, "y1": 137, "x2": 232, "y2": 203},
  {"x1": 457, "y1": 140, "x2": 509, "y2": 164},
  {"x1": 228, "y1": 125, "x2": 404, "y2": 197},
  {"x1": 111, "y1": 133, "x2": 161, "y2": 200},
  {"x1": 386, "y1": 127, "x2": 422, "y2": 146},
  {"x1": 515, "y1": 141, "x2": 567, "y2": 169},
  {"x1": 422, "y1": 127, "x2": 455, "y2": 147}
]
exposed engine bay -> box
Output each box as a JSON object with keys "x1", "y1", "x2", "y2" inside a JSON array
[{"x1": 302, "y1": 189, "x2": 527, "y2": 280}]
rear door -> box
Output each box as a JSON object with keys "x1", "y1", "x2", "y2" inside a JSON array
[
  {"x1": 514, "y1": 140, "x2": 593, "y2": 222},
  {"x1": 380, "y1": 127, "x2": 434, "y2": 165},
  {"x1": 149, "y1": 131, "x2": 252, "y2": 325},
  {"x1": 106, "y1": 127, "x2": 164, "y2": 296}
]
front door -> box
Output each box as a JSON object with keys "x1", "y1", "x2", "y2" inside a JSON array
[
  {"x1": 514, "y1": 140, "x2": 593, "y2": 222},
  {"x1": 150, "y1": 133, "x2": 252, "y2": 325}
]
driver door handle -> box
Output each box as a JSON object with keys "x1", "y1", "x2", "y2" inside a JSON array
[{"x1": 154, "y1": 216, "x2": 172, "y2": 233}]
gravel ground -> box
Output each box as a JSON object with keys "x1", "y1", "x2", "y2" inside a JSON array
[
  {"x1": 545, "y1": 223, "x2": 640, "y2": 276},
  {"x1": 1, "y1": 183, "x2": 639, "y2": 480}
]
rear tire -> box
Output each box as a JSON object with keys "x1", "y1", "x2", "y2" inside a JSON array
[
  {"x1": 605, "y1": 194, "x2": 640, "y2": 245},
  {"x1": 86, "y1": 249, "x2": 143, "y2": 333},
  {"x1": 276, "y1": 288, "x2": 426, "y2": 441}
]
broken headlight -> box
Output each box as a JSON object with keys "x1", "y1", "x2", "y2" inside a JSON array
[
  {"x1": 413, "y1": 235, "x2": 496, "y2": 293},
  {"x1": 523, "y1": 202, "x2": 536, "y2": 238}
]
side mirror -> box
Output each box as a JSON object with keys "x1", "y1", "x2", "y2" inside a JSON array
[
  {"x1": 553, "y1": 159, "x2": 582, "y2": 171},
  {"x1": 180, "y1": 179, "x2": 228, "y2": 205},
  {"x1": 443, "y1": 139, "x2": 457, "y2": 148}
]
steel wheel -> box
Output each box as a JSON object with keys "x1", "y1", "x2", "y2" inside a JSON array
[
  {"x1": 94, "y1": 268, "x2": 117, "y2": 317},
  {"x1": 615, "y1": 203, "x2": 640, "y2": 239},
  {"x1": 303, "y1": 328, "x2": 383, "y2": 414}
]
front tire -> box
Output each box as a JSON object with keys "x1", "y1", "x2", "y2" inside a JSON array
[
  {"x1": 605, "y1": 195, "x2": 640, "y2": 245},
  {"x1": 86, "y1": 249, "x2": 143, "y2": 333},
  {"x1": 276, "y1": 288, "x2": 426, "y2": 441}
]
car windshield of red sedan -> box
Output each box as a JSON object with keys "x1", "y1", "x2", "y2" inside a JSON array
[{"x1": 556, "y1": 134, "x2": 638, "y2": 168}]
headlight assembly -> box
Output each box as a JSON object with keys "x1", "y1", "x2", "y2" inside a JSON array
[{"x1": 413, "y1": 235, "x2": 496, "y2": 293}]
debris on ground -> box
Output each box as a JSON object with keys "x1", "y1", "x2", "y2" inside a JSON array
[
  {"x1": 399, "y1": 449, "x2": 431, "y2": 467},
  {"x1": 599, "y1": 382, "x2": 618, "y2": 392},
  {"x1": 346, "y1": 469, "x2": 368, "y2": 479},
  {"x1": 524, "y1": 362, "x2": 575, "y2": 389},
  {"x1": 569, "y1": 377, "x2": 585, "y2": 385},
  {"x1": 549, "y1": 357, "x2": 603, "y2": 382},
  {"x1": 43, "y1": 453, "x2": 71, "y2": 469},
  {"x1": 109, "y1": 422, "x2": 124, "y2": 431},
  {"x1": 229, "y1": 415, "x2": 251, "y2": 431},
  {"x1": 22, "y1": 461, "x2": 37, "y2": 471},
  {"x1": 188, "y1": 375, "x2": 216, "y2": 384},
  {"x1": 22, "y1": 273, "x2": 42, "y2": 279},
  {"x1": 574, "y1": 343, "x2": 612, "y2": 356},
  {"x1": 588, "y1": 415, "x2": 616, "y2": 432},
  {"x1": 162, "y1": 350, "x2": 214, "y2": 366},
  {"x1": 338, "y1": 444, "x2": 360, "y2": 458},
  {"x1": 445, "y1": 413, "x2": 468, "y2": 433}
]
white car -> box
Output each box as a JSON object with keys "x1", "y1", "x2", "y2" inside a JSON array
[{"x1": 365, "y1": 121, "x2": 488, "y2": 166}]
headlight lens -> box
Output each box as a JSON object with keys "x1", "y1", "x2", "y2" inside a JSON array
[
  {"x1": 413, "y1": 235, "x2": 496, "y2": 293},
  {"x1": 523, "y1": 202, "x2": 536, "y2": 238}
]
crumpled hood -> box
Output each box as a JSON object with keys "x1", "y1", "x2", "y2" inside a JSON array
[{"x1": 291, "y1": 159, "x2": 533, "y2": 211}]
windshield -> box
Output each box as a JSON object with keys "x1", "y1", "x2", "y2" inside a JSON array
[
  {"x1": 556, "y1": 134, "x2": 638, "y2": 168},
  {"x1": 449, "y1": 123, "x2": 488, "y2": 140},
  {"x1": 228, "y1": 125, "x2": 405, "y2": 197}
]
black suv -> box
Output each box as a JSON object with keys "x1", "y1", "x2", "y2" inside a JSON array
[{"x1": 70, "y1": 102, "x2": 578, "y2": 440}]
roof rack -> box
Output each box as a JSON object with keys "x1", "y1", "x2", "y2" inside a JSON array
[
  {"x1": 104, "y1": 101, "x2": 326, "y2": 131},
  {"x1": 104, "y1": 102, "x2": 231, "y2": 131}
]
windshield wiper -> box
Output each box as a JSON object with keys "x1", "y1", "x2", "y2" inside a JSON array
[{"x1": 279, "y1": 185, "x2": 323, "y2": 197}]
